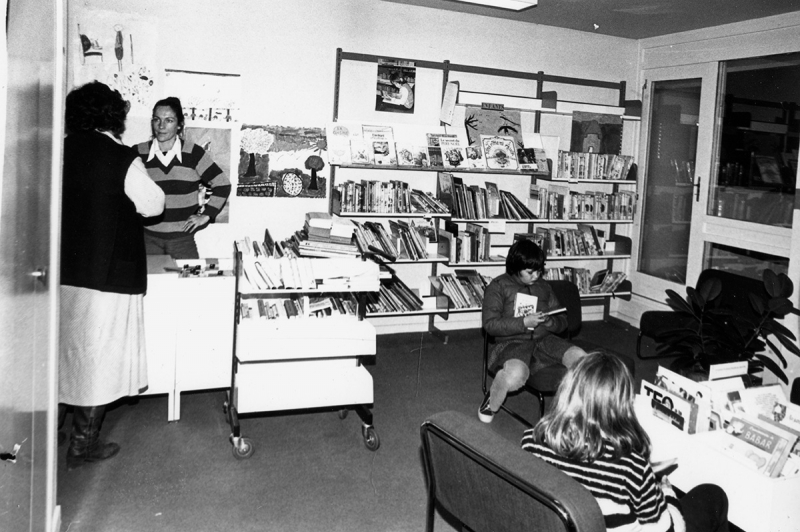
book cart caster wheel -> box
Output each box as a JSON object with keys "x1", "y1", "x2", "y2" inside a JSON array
[
  {"x1": 231, "y1": 436, "x2": 255, "y2": 460},
  {"x1": 362, "y1": 425, "x2": 380, "y2": 451},
  {"x1": 338, "y1": 408, "x2": 349, "y2": 420}
]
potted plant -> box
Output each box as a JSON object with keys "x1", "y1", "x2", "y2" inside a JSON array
[{"x1": 661, "y1": 269, "x2": 800, "y2": 384}]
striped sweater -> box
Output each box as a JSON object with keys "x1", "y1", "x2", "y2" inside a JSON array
[
  {"x1": 521, "y1": 434, "x2": 684, "y2": 532},
  {"x1": 136, "y1": 139, "x2": 231, "y2": 238}
]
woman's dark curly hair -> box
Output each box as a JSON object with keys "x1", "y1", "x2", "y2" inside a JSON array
[{"x1": 65, "y1": 81, "x2": 128, "y2": 137}]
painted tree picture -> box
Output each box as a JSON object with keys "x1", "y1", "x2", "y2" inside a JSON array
[{"x1": 237, "y1": 125, "x2": 327, "y2": 199}]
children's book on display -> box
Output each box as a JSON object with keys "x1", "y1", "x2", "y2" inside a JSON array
[{"x1": 481, "y1": 135, "x2": 518, "y2": 171}]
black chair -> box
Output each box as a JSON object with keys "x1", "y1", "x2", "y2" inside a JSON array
[
  {"x1": 481, "y1": 280, "x2": 582, "y2": 426},
  {"x1": 636, "y1": 269, "x2": 767, "y2": 359},
  {"x1": 420, "y1": 410, "x2": 605, "y2": 532}
]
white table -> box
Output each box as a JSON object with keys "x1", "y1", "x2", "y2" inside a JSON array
[
  {"x1": 635, "y1": 395, "x2": 800, "y2": 532},
  {"x1": 142, "y1": 270, "x2": 235, "y2": 421}
]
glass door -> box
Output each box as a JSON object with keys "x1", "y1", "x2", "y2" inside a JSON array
[{"x1": 632, "y1": 63, "x2": 719, "y2": 302}]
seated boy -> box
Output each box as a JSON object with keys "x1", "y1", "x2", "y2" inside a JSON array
[{"x1": 479, "y1": 239, "x2": 587, "y2": 423}]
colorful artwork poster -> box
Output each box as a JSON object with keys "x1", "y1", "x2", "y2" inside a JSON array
[
  {"x1": 463, "y1": 106, "x2": 524, "y2": 149},
  {"x1": 570, "y1": 111, "x2": 623, "y2": 155},
  {"x1": 237, "y1": 125, "x2": 328, "y2": 199},
  {"x1": 164, "y1": 69, "x2": 241, "y2": 124},
  {"x1": 375, "y1": 59, "x2": 416, "y2": 114},
  {"x1": 185, "y1": 127, "x2": 233, "y2": 223},
  {"x1": 73, "y1": 9, "x2": 159, "y2": 120}
]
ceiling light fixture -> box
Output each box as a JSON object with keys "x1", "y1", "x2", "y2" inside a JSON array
[{"x1": 453, "y1": 0, "x2": 538, "y2": 11}]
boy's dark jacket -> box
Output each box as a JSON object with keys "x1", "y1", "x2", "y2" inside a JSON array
[{"x1": 482, "y1": 273, "x2": 567, "y2": 343}]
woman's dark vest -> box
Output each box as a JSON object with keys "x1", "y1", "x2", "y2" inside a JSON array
[{"x1": 61, "y1": 130, "x2": 146, "y2": 294}]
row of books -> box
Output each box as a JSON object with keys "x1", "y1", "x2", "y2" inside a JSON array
[
  {"x1": 642, "y1": 366, "x2": 800, "y2": 478},
  {"x1": 239, "y1": 294, "x2": 361, "y2": 321},
  {"x1": 429, "y1": 270, "x2": 492, "y2": 310},
  {"x1": 327, "y1": 122, "x2": 549, "y2": 174},
  {"x1": 514, "y1": 224, "x2": 604, "y2": 258},
  {"x1": 236, "y1": 239, "x2": 379, "y2": 292},
  {"x1": 543, "y1": 267, "x2": 628, "y2": 294},
  {"x1": 554, "y1": 151, "x2": 635, "y2": 181},
  {"x1": 437, "y1": 173, "x2": 537, "y2": 221},
  {"x1": 531, "y1": 185, "x2": 636, "y2": 221},
  {"x1": 366, "y1": 276, "x2": 425, "y2": 314},
  {"x1": 333, "y1": 179, "x2": 450, "y2": 215},
  {"x1": 437, "y1": 221, "x2": 500, "y2": 264},
  {"x1": 352, "y1": 218, "x2": 437, "y2": 263}
]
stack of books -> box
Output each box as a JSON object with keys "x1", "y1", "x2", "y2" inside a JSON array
[{"x1": 429, "y1": 269, "x2": 491, "y2": 310}]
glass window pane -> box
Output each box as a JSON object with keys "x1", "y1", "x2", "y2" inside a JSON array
[
  {"x1": 712, "y1": 53, "x2": 799, "y2": 227},
  {"x1": 639, "y1": 79, "x2": 701, "y2": 284},
  {"x1": 703, "y1": 242, "x2": 788, "y2": 280}
]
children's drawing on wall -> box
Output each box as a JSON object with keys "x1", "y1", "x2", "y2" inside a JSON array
[
  {"x1": 375, "y1": 59, "x2": 416, "y2": 114},
  {"x1": 73, "y1": 8, "x2": 159, "y2": 123},
  {"x1": 185, "y1": 127, "x2": 233, "y2": 223},
  {"x1": 164, "y1": 69, "x2": 241, "y2": 124},
  {"x1": 462, "y1": 106, "x2": 537, "y2": 150},
  {"x1": 570, "y1": 112, "x2": 622, "y2": 154},
  {"x1": 237, "y1": 125, "x2": 328, "y2": 199}
]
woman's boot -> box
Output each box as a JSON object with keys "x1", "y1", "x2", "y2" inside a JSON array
[
  {"x1": 58, "y1": 403, "x2": 67, "y2": 447},
  {"x1": 65, "y1": 405, "x2": 120, "y2": 471}
]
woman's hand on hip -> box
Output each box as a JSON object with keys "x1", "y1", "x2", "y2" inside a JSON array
[{"x1": 183, "y1": 214, "x2": 210, "y2": 233}]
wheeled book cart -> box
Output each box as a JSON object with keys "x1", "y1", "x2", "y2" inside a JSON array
[{"x1": 225, "y1": 244, "x2": 381, "y2": 459}]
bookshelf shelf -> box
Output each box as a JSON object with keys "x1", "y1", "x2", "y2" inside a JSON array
[
  {"x1": 331, "y1": 48, "x2": 640, "y2": 339},
  {"x1": 332, "y1": 163, "x2": 549, "y2": 177}
]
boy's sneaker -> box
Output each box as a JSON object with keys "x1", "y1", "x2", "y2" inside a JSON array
[{"x1": 478, "y1": 394, "x2": 494, "y2": 423}]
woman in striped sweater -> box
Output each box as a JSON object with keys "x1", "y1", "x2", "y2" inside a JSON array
[
  {"x1": 137, "y1": 97, "x2": 231, "y2": 259},
  {"x1": 522, "y1": 352, "x2": 729, "y2": 532}
]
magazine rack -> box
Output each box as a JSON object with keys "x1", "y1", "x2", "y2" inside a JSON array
[
  {"x1": 635, "y1": 395, "x2": 800, "y2": 532},
  {"x1": 224, "y1": 244, "x2": 381, "y2": 459},
  {"x1": 330, "y1": 48, "x2": 640, "y2": 341}
]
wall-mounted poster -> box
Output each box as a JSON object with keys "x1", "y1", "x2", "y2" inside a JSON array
[
  {"x1": 237, "y1": 125, "x2": 328, "y2": 199},
  {"x1": 184, "y1": 126, "x2": 233, "y2": 223},
  {"x1": 164, "y1": 69, "x2": 241, "y2": 124},
  {"x1": 462, "y1": 106, "x2": 534, "y2": 150},
  {"x1": 570, "y1": 111, "x2": 623, "y2": 154},
  {"x1": 72, "y1": 9, "x2": 159, "y2": 120},
  {"x1": 375, "y1": 59, "x2": 416, "y2": 114}
]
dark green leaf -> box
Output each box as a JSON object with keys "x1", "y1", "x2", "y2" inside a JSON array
[
  {"x1": 761, "y1": 319, "x2": 797, "y2": 341},
  {"x1": 764, "y1": 337, "x2": 788, "y2": 366},
  {"x1": 698, "y1": 277, "x2": 721, "y2": 302},
  {"x1": 768, "y1": 297, "x2": 794, "y2": 317},
  {"x1": 777, "y1": 272, "x2": 794, "y2": 298},
  {"x1": 749, "y1": 292, "x2": 766, "y2": 315},
  {"x1": 754, "y1": 354, "x2": 788, "y2": 385},
  {"x1": 665, "y1": 289, "x2": 695, "y2": 315},
  {"x1": 763, "y1": 269, "x2": 779, "y2": 298}
]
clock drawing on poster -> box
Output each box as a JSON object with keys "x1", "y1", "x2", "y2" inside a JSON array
[{"x1": 281, "y1": 171, "x2": 304, "y2": 196}]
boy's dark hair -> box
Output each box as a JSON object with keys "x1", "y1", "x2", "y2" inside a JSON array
[
  {"x1": 65, "y1": 81, "x2": 128, "y2": 137},
  {"x1": 505, "y1": 239, "x2": 546, "y2": 276},
  {"x1": 152, "y1": 96, "x2": 185, "y2": 135}
]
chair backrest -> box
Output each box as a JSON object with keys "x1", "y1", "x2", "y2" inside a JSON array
[
  {"x1": 549, "y1": 280, "x2": 582, "y2": 338},
  {"x1": 420, "y1": 410, "x2": 605, "y2": 532},
  {"x1": 695, "y1": 269, "x2": 767, "y2": 322}
]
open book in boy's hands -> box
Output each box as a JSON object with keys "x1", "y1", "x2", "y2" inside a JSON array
[{"x1": 514, "y1": 293, "x2": 538, "y2": 317}]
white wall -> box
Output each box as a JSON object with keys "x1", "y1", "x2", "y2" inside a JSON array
[
  {"x1": 66, "y1": 0, "x2": 638, "y2": 253},
  {"x1": 65, "y1": 0, "x2": 640, "y2": 333}
]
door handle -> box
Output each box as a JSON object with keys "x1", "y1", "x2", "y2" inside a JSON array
[
  {"x1": 31, "y1": 267, "x2": 47, "y2": 285},
  {"x1": 694, "y1": 176, "x2": 701, "y2": 202}
]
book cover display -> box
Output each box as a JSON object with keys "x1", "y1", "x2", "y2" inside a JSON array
[{"x1": 481, "y1": 135, "x2": 518, "y2": 170}]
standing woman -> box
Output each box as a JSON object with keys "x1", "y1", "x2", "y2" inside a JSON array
[
  {"x1": 60, "y1": 81, "x2": 165, "y2": 470},
  {"x1": 136, "y1": 97, "x2": 231, "y2": 259}
]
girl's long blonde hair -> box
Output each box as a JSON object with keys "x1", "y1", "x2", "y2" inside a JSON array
[{"x1": 530, "y1": 351, "x2": 650, "y2": 462}]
